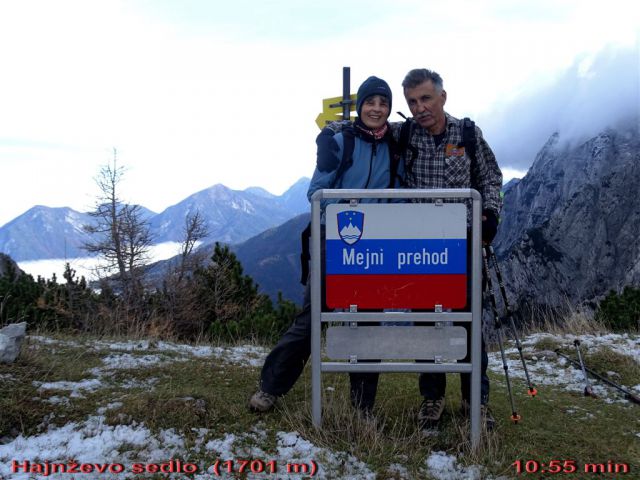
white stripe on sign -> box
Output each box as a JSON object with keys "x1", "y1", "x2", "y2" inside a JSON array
[{"x1": 326, "y1": 203, "x2": 466, "y2": 240}]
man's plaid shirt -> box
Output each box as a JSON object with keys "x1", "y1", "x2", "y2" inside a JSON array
[{"x1": 390, "y1": 113, "x2": 503, "y2": 217}]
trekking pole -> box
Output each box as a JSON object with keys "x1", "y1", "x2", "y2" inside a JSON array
[
  {"x1": 486, "y1": 246, "x2": 537, "y2": 397},
  {"x1": 573, "y1": 340, "x2": 597, "y2": 398},
  {"x1": 483, "y1": 247, "x2": 521, "y2": 423},
  {"x1": 555, "y1": 349, "x2": 640, "y2": 404}
]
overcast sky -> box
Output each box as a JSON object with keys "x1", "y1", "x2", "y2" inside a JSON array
[{"x1": 1, "y1": 0, "x2": 637, "y2": 227}]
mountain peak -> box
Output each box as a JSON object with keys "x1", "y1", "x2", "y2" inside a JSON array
[
  {"x1": 0, "y1": 177, "x2": 313, "y2": 262},
  {"x1": 290, "y1": 176, "x2": 311, "y2": 187},
  {"x1": 244, "y1": 186, "x2": 275, "y2": 198},
  {"x1": 494, "y1": 124, "x2": 640, "y2": 314}
]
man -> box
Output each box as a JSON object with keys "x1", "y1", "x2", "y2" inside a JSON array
[
  {"x1": 316, "y1": 68, "x2": 502, "y2": 431},
  {"x1": 399, "y1": 68, "x2": 502, "y2": 432}
]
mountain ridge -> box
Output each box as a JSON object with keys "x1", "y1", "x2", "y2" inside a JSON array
[
  {"x1": 493, "y1": 123, "x2": 640, "y2": 313},
  {"x1": 5, "y1": 122, "x2": 638, "y2": 313},
  {"x1": 233, "y1": 124, "x2": 639, "y2": 309},
  {"x1": 0, "y1": 177, "x2": 311, "y2": 261}
]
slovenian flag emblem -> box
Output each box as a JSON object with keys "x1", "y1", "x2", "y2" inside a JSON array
[{"x1": 337, "y1": 211, "x2": 364, "y2": 245}]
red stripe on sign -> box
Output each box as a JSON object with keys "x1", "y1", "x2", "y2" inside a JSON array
[{"x1": 326, "y1": 274, "x2": 467, "y2": 309}]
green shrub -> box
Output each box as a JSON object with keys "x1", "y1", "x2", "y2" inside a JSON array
[
  {"x1": 595, "y1": 286, "x2": 640, "y2": 331},
  {"x1": 197, "y1": 243, "x2": 298, "y2": 343},
  {"x1": 204, "y1": 298, "x2": 298, "y2": 343},
  {"x1": 0, "y1": 262, "x2": 99, "y2": 331},
  {"x1": 1, "y1": 245, "x2": 300, "y2": 342},
  {"x1": 0, "y1": 271, "x2": 43, "y2": 326}
]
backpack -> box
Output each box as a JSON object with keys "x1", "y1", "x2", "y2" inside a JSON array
[
  {"x1": 299, "y1": 126, "x2": 402, "y2": 285},
  {"x1": 299, "y1": 117, "x2": 477, "y2": 285}
]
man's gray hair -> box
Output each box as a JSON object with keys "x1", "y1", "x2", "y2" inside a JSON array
[{"x1": 402, "y1": 69, "x2": 444, "y2": 91}]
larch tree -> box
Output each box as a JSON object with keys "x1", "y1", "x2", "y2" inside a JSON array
[{"x1": 82, "y1": 149, "x2": 153, "y2": 303}]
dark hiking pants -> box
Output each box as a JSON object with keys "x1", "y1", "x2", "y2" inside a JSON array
[
  {"x1": 259, "y1": 233, "x2": 379, "y2": 411},
  {"x1": 418, "y1": 327, "x2": 490, "y2": 404},
  {"x1": 418, "y1": 235, "x2": 490, "y2": 405}
]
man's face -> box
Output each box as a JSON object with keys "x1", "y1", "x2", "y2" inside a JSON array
[{"x1": 404, "y1": 80, "x2": 447, "y2": 134}]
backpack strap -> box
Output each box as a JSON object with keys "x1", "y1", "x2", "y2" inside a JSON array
[
  {"x1": 301, "y1": 127, "x2": 356, "y2": 285},
  {"x1": 398, "y1": 119, "x2": 417, "y2": 173},
  {"x1": 331, "y1": 126, "x2": 355, "y2": 188},
  {"x1": 386, "y1": 128, "x2": 403, "y2": 188},
  {"x1": 462, "y1": 117, "x2": 477, "y2": 162},
  {"x1": 299, "y1": 222, "x2": 312, "y2": 285}
]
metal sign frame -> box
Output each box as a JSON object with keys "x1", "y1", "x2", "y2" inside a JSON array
[{"x1": 310, "y1": 188, "x2": 483, "y2": 448}]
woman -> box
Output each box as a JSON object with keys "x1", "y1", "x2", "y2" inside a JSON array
[
  {"x1": 308, "y1": 75, "x2": 404, "y2": 414},
  {"x1": 249, "y1": 76, "x2": 403, "y2": 416},
  {"x1": 309, "y1": 75, "x2": 403, "y2": 204}
]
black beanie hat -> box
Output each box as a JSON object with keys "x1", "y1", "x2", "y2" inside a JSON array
[{"x1": 356, "y1": 76, "x2": 392, "y2": 116}]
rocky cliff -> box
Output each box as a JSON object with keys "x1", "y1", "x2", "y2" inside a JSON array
[
  {"x1": 0, "y1": 253, "x2": 24, "y2": 280},
  {"x1": 494, "y1": 120, "x2": 640, "y2": 314}
]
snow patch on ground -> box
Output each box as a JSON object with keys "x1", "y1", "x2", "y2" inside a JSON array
[
  {"x1": 34, "y1": 379, "x2": 103, "y2": 398},
  {"x1": 24, "y1": 336, "x2": 269, "y2": 413},
  {"x1": 488, "y1": 333, "x2": 639, "y2": 403},
  {"x1": 96, "y1": 402, "x2": 124, "y2": 415},
  {"x1": 4, "y1": 332, "x2": 636, "y2": 479},
  {"x1": 425, "y1": 452, "x2": 484, "y2": 479},
  {"x1": 522, "y1": 332, "x2": 640, "y2": 361},
  {"x1": 0, "y1": 416, "x2": 188, "y2": 479},
  {"x1": 0, "y1": 420, "x2": 380, "y2": 480},
  {"x1": 29, "y1": 335, "x2": 269, "y2": 368},
  {"x1": 201, "y1": 428, "x2": 376, "y2": 479}
]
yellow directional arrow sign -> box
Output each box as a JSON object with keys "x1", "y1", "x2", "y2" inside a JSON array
[{"x1": 315, "y1": 94, "x2": 356, "y2": 129}]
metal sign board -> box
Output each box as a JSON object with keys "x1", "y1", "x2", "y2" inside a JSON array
[
  {"x1": 326, "y1": 325, "x2": 467, "y2": 360},
  {"x1": 325, "y1": 203, "x2": 467, "y2": 309}
]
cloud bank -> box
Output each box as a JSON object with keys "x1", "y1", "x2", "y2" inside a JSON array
[{"x1": 479, "y1": 44, "x2": 639, "y2": 172}]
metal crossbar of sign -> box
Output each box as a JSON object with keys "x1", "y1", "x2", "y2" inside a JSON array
[
  {"x1": 310, "y1": 188, "x2": 483, "y2": 448},
  {"x1": 315, "y1": 94, "x2": 356, "y2": 129},
  {"x1": 315, "y1": 67, "x2": 356, "y2": 129}
]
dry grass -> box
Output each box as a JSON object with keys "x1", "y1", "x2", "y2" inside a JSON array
[
  {"x1": 276, "y1": 373, "x2": 508, "y2": 477},
  {"x1": 582, "y1": 348, "x2": 640, "y2": 388},
  {"x1": 3, "y1": 313, "x2": 639, "y2": 478},
  {"x1": 513, "y1": 299, "x2": 608, "y2": 337}
]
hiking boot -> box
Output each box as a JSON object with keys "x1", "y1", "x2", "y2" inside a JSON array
[
  {"x1": 418, "y1": 397, "x2": 445, "y2": 431},
  {"x1": 461, "y1": 400, "x2": 495, "y2": 431},
  {"x1": 248, "y1": 390, "x2": 277, "y2": 413}
]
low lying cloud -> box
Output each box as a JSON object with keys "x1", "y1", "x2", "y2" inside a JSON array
[{"x1": 479, "y1": 44, "x2": 639, "y2": 172}]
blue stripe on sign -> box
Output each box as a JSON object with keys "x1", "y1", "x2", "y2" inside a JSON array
[{"x1": 326, "y1": 239, "x2": 467, "y2": 274}]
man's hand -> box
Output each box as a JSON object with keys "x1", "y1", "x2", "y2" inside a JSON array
[
  {"x1": 482, "y1": 210, "x2": 499, "y2": 244},
  {"x1": 316, "y1": 128, "x2": 339, "y2": 172}
]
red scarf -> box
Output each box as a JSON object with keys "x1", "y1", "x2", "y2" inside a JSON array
[{"x1": 355, "y1": 122, "x2": 388, "y2": 140}]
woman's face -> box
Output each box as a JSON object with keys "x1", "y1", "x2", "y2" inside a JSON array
[{"x1": 360, "y1": 95, "x2": 390, "y2": 129}]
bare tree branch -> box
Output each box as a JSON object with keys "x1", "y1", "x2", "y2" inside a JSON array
[
  {"x1": 82, "y1": 149, "x2": 153, "y2": 301},
  {"x1": 178, "y1": 211, "x2": 209, "y2": 282}
]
